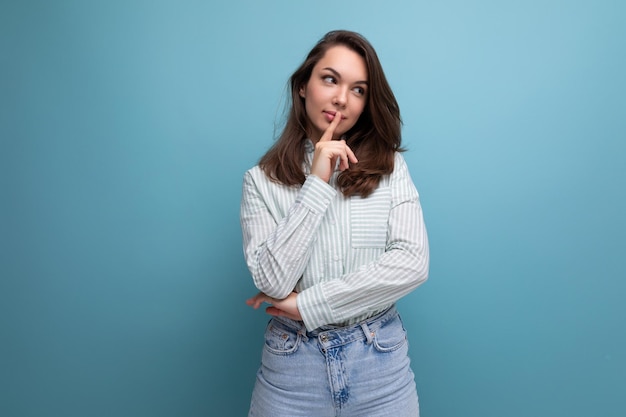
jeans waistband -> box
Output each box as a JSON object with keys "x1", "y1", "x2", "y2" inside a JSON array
[{"x1": 272, "y1": 305, "x2": 398, "y2": 348}]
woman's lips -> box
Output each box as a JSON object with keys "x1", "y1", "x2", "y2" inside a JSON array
[{"x1": 324, "y1": 111, "x2": 347, "y2": 122}]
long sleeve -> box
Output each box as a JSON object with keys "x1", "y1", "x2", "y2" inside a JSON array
[
  {"x1": 297, "y1": 154, "x2": 430, "y2": 331},
  {"x1": 240, "y1": 168, "x2": 337, "y2": 299}
]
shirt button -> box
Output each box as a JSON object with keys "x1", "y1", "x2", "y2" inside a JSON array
[{"x1": 334, "y1": 255, "x2": 340, "y2": 261}]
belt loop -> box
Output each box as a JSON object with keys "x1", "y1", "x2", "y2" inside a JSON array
[
  {"x1": 360, "y1": 322, "x2": 374, "y2": 344},
  {"x1": 298, "y1": 322, "x2": 309, "y2": 342}
]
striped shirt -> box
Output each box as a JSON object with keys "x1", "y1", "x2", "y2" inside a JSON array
[{"x1": 240, "y1": 140, "x2": 429, "y2": 331}]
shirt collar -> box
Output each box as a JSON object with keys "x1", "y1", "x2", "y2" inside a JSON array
[{"x1": 304, "y1": 138, "x2": 314, "y2": 154}]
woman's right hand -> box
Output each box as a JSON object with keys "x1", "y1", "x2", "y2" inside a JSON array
[{"x1": 310, "y1": 111, "x2": 358, "y2": 183}]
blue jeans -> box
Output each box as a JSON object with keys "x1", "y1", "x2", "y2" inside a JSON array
[{"x1": 248, "y1": 306, "x2": 420, "y2": 417}]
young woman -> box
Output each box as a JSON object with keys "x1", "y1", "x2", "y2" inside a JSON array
[{"x1": 241, "y1": 30, "x2": 429, "y2": 417}]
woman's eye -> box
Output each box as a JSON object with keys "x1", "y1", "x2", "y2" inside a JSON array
[
  {"x1": 322, "y1": 75, "x2": 336, "y2": 84},
  {"x1": 354, "y1": 87, "x2": 366, "y2": 96}
]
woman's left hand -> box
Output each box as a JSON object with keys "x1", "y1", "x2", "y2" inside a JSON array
[{"x1": 246, "y1": 291, "x2": 302, "y2": 321}]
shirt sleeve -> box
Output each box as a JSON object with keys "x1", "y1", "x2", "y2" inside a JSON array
[
  {"x1": 240, "y1": 170, "x2": 337, "y2": 299},
  {"x1": 297, "y1": 154, "x2": 430, "y2": 331}
]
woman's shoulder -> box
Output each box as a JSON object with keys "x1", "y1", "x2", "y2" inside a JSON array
[
  {"x1": 389, "y1": 152, "x2": 419, "y2": 198},
  {"x1": 393, "y1": 151, "x2": 407, "y2": 165},
  {"x1": 242, "y1": 165, "x2": 266, "y2": 190},
  {"x1": 243, "y1": 165, "x2": 302, "y2": 195},
  {"x1": 245, "y1": 164, "x2": 263, "y2": 175},
  {"x1": 243, "y1": 165, "x2": 267, "y2": 181},
  {"x1": 391, "y1": 152, "x2": 410, "y2": 177}
]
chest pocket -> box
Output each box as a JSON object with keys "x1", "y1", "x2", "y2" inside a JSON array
[{"x1": 350, "y1": 186, "x2": 392, "y2": 248}]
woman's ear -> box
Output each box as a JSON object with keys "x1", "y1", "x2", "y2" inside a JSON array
[{"x1": 299, "y1": 86, "x2": 306, "y2": 98}]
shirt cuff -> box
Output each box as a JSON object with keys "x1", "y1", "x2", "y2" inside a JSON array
[
  {"x1": 297, "y1": 284, "x2": 335, "y2": 331},
  {"x1": 297, "y1": 175, "x2": 336, "y2": 214}
]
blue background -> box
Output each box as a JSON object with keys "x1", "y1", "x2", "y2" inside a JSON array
[{"x1": 2, "y1": 1, "x2": 624, "y2": 416}]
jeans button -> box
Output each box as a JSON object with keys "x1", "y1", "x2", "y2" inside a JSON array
[{"x1": 320, "y1": 334, "x2": 328, "y2": 343}]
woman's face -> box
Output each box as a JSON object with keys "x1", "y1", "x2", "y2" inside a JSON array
[{"x1": 299, "y1": 45, "x2": 368, "y2": 142}]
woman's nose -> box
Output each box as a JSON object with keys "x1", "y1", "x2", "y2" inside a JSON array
[{"x1": 333, "y1": 88, "x2": 348, "y2": 107}]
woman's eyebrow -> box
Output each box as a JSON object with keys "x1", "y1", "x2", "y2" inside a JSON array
[{"x1": 322, "y1": 67, "x2": 368, "y2": 85}]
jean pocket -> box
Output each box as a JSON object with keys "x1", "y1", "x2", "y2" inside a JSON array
[
  {"x1": 350, "y1": 186, "x2": 391, "y2": 248},
  {"x1": 372, "y1": 315, "x2": 408, "y2": 353},
  {"x1": 263, "y1": 319, "x2": 302, "y2": 355}
]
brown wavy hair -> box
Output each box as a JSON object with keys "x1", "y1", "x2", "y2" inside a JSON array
[{"x1": 259, "y1": 30, "x2": 403, "y2": 197}]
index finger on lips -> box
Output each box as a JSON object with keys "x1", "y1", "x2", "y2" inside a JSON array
[{"x1": 319, "y1": 111, "x2": 342, "y2": 142}]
